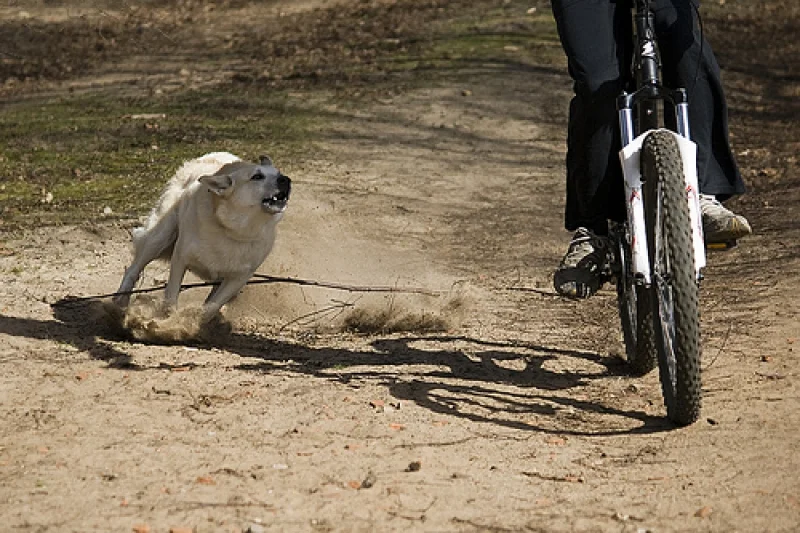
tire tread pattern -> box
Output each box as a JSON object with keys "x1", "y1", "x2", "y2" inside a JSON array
[{"x1": 641, "y1": 131, "x2": 702, "y2": 425}]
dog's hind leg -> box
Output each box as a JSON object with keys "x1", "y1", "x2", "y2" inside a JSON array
[
  {"x1": 200, "y1": 274, "x2": 250, "y2": 322},
  {"x1": 114, "y1": 214, "x2": 177, "y2": 307}
]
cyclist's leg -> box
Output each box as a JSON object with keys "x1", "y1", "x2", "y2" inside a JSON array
[
  {"x1": 653, "y1": 0, "x2": 750, "y2": 241},
  {"x1": 552, "y1": 0, "x2": 630, "y2": 237},
  {"x1": 551, "y1": 0, "x2": 630, "y2": 297}
]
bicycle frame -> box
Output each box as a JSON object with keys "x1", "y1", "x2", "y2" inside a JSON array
[{"x1": 616, "y1": 0, "x2": 705, "y2": 284}]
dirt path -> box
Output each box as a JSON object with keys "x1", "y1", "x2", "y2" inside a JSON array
[{"x1": 1, "y1": 1, "x2": 799, "y2": 532}]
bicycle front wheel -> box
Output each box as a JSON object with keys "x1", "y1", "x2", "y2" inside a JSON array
[{"x1": 641, "y1": 130, "x2": 702, "y2": 426}]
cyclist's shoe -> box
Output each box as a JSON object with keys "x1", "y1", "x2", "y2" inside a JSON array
[
  {"x1": 553, "y1": 227, "x2": 612, "y2": 299},
  {"x1": 699, "y1": 194, "x2": 752, "y2": 244}
]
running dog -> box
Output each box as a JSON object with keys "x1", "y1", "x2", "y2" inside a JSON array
[{"x1": 114, "y1": 152, "x2": 291, "y2": 320}]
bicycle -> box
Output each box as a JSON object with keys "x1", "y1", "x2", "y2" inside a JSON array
[{"x1": 609, "y1": 0, "x2": 706, "y2": 426}]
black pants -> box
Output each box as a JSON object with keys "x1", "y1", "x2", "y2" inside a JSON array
[{"x1": 552, "y1": 0, "x2": 745, "y2": 235}]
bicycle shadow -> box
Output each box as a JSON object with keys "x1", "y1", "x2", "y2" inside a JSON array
[{"x1": 0, "y1": 297, "x2": 675, "y2": 436}]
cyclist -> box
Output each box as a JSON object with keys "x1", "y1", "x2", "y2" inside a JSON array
[{"x1": 550, "y1": 0, "x2": 751, "y2": 299}]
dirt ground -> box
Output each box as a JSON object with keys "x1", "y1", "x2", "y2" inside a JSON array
[{"x1": 1, "y1": 0, "x2": 799, "y2": 531}]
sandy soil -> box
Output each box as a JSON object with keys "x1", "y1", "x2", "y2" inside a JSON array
[{"x1": 1, "y1": 1, "x2": 799, "y2": 532}]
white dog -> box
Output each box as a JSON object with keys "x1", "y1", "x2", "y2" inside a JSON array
[{"x1": 114, "y1": 152, "x2": 291, "y2": 320}]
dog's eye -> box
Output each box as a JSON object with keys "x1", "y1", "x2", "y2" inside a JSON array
[{"x1": 251, "y1": 173, "x2": 266, "y2": 181}]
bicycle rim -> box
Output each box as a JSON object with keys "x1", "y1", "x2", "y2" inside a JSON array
[{"x1": 641, "y1": 131, "x2": 702, "y2": 426}]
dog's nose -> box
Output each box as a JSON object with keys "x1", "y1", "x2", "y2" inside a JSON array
[{"x1": 277, "y1": 174, "x2": 291, "y2": 191}]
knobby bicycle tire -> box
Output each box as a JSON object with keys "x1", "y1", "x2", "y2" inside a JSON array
[
  {"x1": 641, "y1": 130, "x2": 702, "y2": 426},
  {"x1": 613, "y1": 225, "x2": 657, "y2": 376}
]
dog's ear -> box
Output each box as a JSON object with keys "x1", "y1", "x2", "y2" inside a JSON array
[
  {"x1": 259, "y1": 155, "x2": 273, "y2": 166},
  {"x1": 199, "y1": 174, "x2": 233, "y2": 196}
]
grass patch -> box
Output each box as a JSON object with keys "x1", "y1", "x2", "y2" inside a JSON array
[
  {"x1": 0, "y1": 0, "x2": 564, "y2": 230},
  {"x1": 0, "y1": 87, "x2": 318, "y2": 228}
]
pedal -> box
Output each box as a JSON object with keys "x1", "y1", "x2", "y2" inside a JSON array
[{"x1": 706, "y1": 240, "x2": 738, "y2": 251}]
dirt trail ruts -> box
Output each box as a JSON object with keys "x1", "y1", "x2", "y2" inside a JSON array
[{"x1": 1, "y1": 1, "x2": 799, "y2": 531}]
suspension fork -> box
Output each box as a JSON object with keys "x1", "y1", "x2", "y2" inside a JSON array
[{"x1": 617, "y1": 0, "x2": 699, "y2": 284}]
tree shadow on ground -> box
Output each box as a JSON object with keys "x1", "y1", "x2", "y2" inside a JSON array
[{"x1": 0, "y1": 297, "x2": 673, "y2": 436}]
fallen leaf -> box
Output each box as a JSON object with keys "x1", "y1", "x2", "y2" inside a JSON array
[
  {"x1": 169, "y1": 528, "x2": 193, "y2": 533},
  {"x1": 195, "y1": 476, "x2": 216, "y2": 485},
  {"x1": 545, "y1": 436, "x2": 567, "y2": 446},
  {"x1": 694, "y1": 505, "x2": 713, "y2": 518},
  {"x1": 132, "y1": 525, "x2": 150, "y2": 533},
  {"x1": 347, "y1": 480, "x2": 361, "y2": 489},
  {"x1": 389, "y1": 423, "x2": 405, "y2": 430},
  {"x1": 369, "y1": 399, "x2": 385, "y2": 408}
]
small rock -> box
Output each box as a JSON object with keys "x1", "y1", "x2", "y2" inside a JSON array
[
  {"x1": 245, "y1": 524, "x2": 265, "y2": 533},
  {"x1": 361, "y1": 470, "x2": 377, "y2": 489},
  {"x1": 103, "y1": 207, "x2": 113, "y2": 216},
  {"x1": 406, "y1": 461, "x2": 422, "y2": 472}
]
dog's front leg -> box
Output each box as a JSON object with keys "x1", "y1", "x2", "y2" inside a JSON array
[
  {"x1": 114, "y1": 265, "x2": 143, "y2": 307},
  {"x1": 201, "y1": 275, "x2": 249, "y2": 321}
]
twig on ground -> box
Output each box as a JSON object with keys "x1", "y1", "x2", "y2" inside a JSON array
[
  {"x1": 277, "y1": 299, "x2": 357, "y2": 333},
  {"x1": 705, "y1": 323, "x2": 733, "y2": 370}
]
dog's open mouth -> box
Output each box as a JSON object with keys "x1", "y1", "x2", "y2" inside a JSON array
[{"x1": 262, "y1": 192, "x2": 289, "y2": 212}]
